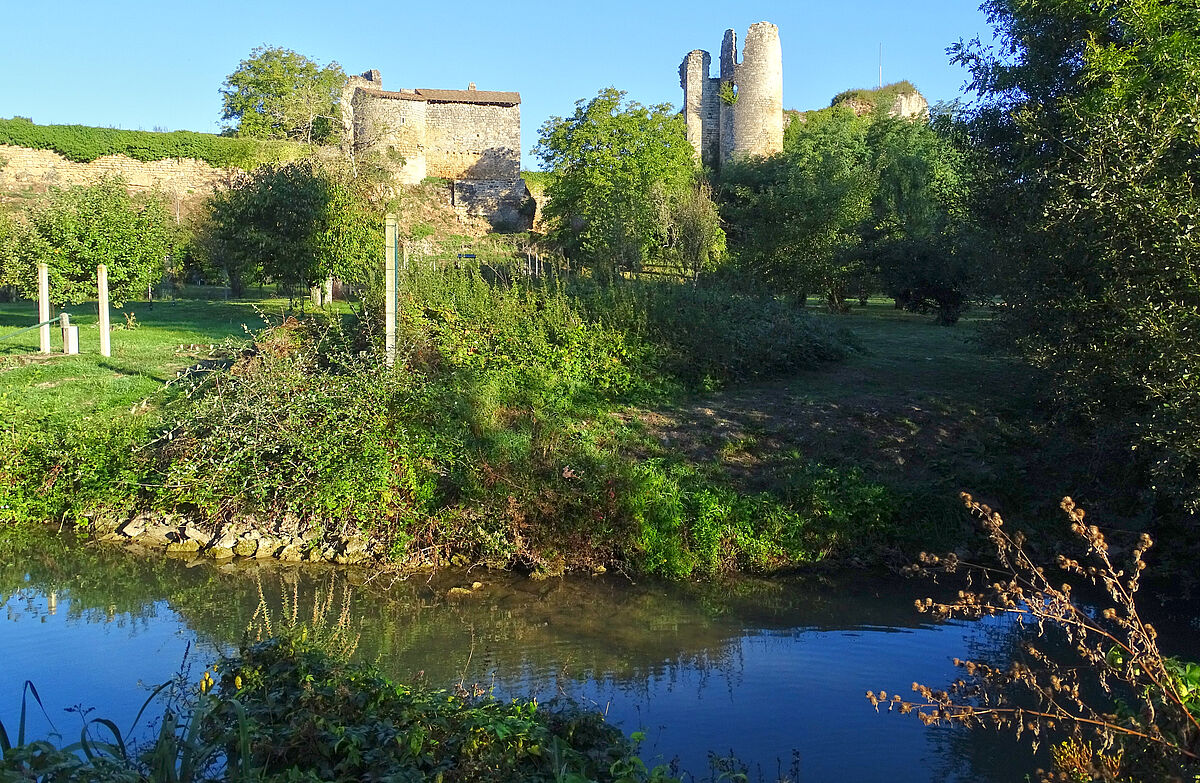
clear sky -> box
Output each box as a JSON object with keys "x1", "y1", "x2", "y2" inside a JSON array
[{"x1": 0, "y1": 1, "x2": 994, "y2": 169}]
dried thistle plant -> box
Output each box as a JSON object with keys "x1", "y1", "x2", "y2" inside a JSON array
[{"x1": 868, "y1": 493, "x2": 1200, "y2": 782}]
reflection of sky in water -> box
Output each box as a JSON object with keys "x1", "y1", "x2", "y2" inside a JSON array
[
  {"x1": 1, "y1": 588, "x2": 227, "y2": 743},
  {"x1": 0, "y1": 550, "x2": 1040, "y2": 782},
  {"x1": 477, "y1": 623, "x2": 1015, "y2": 781}
]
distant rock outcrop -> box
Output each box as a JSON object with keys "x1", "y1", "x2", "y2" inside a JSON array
[
  {"x1": 830, "y1": 81, "x2": 929, "y2": 119},
  {"x1": 783, "y1": 81, "x2": 929, "y2": 131}
]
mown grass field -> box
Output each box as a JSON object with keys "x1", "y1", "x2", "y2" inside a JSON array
[{"x1": 0, "y1": 290, "x2": 339, "y2": 426}]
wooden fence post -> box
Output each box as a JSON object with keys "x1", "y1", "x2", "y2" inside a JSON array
[
  {"x1": 38, "y1": 263, "x2": 50, "y2": 354},
  {"x1": 384, "y1": 213, "x2": 398, "y2": 367},
  {"x1": 98, "y1": 264, "x2": 111, "y2": 357}
]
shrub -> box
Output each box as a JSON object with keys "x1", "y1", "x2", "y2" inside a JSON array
[
  {"x1": 0, "y1": 637, "x2": 676, "y2": 783},
  {"x1": 0, "y1": 177, "x2": 173, "y2": 306}
]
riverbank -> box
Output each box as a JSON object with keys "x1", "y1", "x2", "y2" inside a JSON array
[
  {"x1": 1, "y1": 280, "x2": 1140, "y2": 578},
  {"x1": 4, "y1": 273, "x2": 881, "y2": 578}
]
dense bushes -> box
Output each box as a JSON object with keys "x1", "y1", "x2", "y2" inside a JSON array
[
  {"x1": 0, "y1": 177, "x2": 173, "y2": 306},
  {"x1": 0, "y1": 116, "x2": 305, "y2": 169},
  {"x1": 0, "y1": 636, "x2": 674, "y2": 782}
]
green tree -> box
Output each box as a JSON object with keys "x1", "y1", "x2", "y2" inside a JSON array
[
  {"x1": 667, "y1": 181, "x2": 725, "y2": 282},
  {"x1": 864, "y1": 108, "x2": 984, "y2": 324},
  {"x1": 1, "y1": 178, "x2": 171, "y2": 306},
  {"x1": 534, "y1": 88, "x2": 698, "y2": 282},
  {"x1": 205, "y1": 159, "x2": 382, "y2": 300},
  {"x1": 955, "y1": 0, "x2": 1200, "y2": 511},
  {"x1": 721, "y1": 106, "x2": 875, "y2": 310},
  {"x1": 220, "y1": 46, "x2": 347, "y2": 144}
]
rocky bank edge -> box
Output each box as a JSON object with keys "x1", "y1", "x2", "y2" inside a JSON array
[{"x1": 86, "y1": 512, "x2": 378, "y2": 565}]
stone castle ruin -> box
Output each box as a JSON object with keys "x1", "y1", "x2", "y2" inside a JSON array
[
  {"x1": 680, "y1": 22, "x2": 784, "y2": 171},
  {"x1": 341, "y1": 70, "x2": 527, "y2": 226}
]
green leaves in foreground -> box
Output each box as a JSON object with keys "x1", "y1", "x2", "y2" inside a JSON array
[{"x1": 0, "y1": 637, "x2": 677, "y2": 783}]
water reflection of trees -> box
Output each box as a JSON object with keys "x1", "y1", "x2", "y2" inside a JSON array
[
  {"x1": 2, "y1": 527, "x2": 1051, "y2": 782},
  {"x1": 922, "y1": 610, "x2": 1048, "y2": 782}
]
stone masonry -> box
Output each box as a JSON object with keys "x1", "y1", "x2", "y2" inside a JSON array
[
  {"x1": 341, "y1": 70, "x2": 527, "y2": 226},
  {"x1": 680, "y1": 22, "x2": 784, "y2": 170},
  {"x1": 0, "y1": 145, "x2": 235, "y2": 205}
]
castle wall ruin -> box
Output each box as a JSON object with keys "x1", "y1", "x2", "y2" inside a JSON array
[
  {"x1": 342, "y1": 71, "x2": 526, "y2": 226},
  {"x1": 0, "y1": 144, "x2": 235, "y2": 208},
  {"x1": 680, "y1": 22, "x2": 784, "y2": 170}
]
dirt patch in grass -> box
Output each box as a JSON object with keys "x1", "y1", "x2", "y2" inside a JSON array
[{"x1": 631, "y1": 302, "x2": 1137, "y2": 537}]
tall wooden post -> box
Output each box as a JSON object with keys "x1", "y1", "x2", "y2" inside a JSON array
[
  {"x1": 37, "y1": 263, "x2": 50, "y2": 354},
  {"x1": 384, "y1": 213, "x2": 398, "y2": 367},
  {"x1": 97, "y1": 264, "x2": 111, "y2": 357}
]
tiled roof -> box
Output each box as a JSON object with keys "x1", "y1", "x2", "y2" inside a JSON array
[
  {"x1": 357, "y1": 87, "x2": 520, "y2": 106},
  {"x1": 416, "y1": 89, "x2": 520, "y2": 106},
  {"x1": 358, "y1": 88, "x2": 425, "y2": 102}
]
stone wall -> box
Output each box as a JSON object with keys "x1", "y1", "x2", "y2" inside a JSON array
[
  {"x1": 0, "y1": 144, "x2": 234, "y2": 202},
  {"x1": 425, "y1": 102, "x2": 520, "y2": 181},
  {"x1": 350, "y1": 91, "x2": 428, "y2": 184},
  {"x1": 451, "y1": 178, "x2": 529, "y2": 227}
]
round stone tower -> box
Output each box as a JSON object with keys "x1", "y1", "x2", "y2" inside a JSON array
[{"x1": 719, "y1": 22, "x2": 784, "y2": 164}]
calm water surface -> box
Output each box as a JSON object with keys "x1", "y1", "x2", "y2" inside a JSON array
[{"x1": 1, "y1": 529, "x2": 1058, "y2": 781}]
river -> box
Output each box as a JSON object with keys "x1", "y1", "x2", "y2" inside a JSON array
[{"x1": 0, "y1": 527, "x2": 1072, "y2": 781}]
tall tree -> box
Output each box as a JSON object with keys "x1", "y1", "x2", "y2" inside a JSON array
[
  {"x1": 720, "y1": 106, "x2": 875, "y2": 310},
  {"x1": 220, "y1": 46, "x2": 347, "y2": 144},
  {"x1": 534, "y1": 88, "x2": 698, "y2": 282},
  {"x1": 864, "y1": 108, "x2": 983, "y2": 324},
  {"x1": 956, "y1": 0, "x2": 1200, "y2": 511}
]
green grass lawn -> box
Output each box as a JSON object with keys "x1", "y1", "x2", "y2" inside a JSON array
[{"x1": 0, "y1": 290, "x2": 315, "y2": 426}]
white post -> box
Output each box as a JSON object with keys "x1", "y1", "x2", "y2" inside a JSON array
[
  {"x1": 324, "y1": 275, "x2": 334, "y2": 304},
  {"x1": 98, "y1": 264, "x2": 111, "y2": 357},
  {"x1": 60, "y1": 313, "x2": 78, "y2": 355},
  {"x1": 384, "y1": 213, "x2": 398, "y2": 367},
  {"x1": 38, "y1": 263, "x2": 50, "y2": 354}
]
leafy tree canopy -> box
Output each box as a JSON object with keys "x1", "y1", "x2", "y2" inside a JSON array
[
  {"x1": 956, "y1": 0, "x2": 1200, "y2": 511},
  {"x1": 722, "y1": 106, "x2": 875, "y2": 309},
  {"x1": 204, "y1": 160, "x2": 382, "y2": 299},
  {"x1": 534, "y1": 88, "x2": 699, "y2": 282},
  {"x1": 0, "y1": 178, "x2": 171, "y2": 307},
  {"x1": 220, "y1": 46, "x2": 347, "y2": 144}
]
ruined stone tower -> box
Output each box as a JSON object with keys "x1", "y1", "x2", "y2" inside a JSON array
[{"x1": 680, "y1": 22, "x2": 784, "y2": 170}]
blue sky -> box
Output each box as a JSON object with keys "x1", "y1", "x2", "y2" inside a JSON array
[{"x1": 0, "y1": 1, "x2": 994, "y2": 168}]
